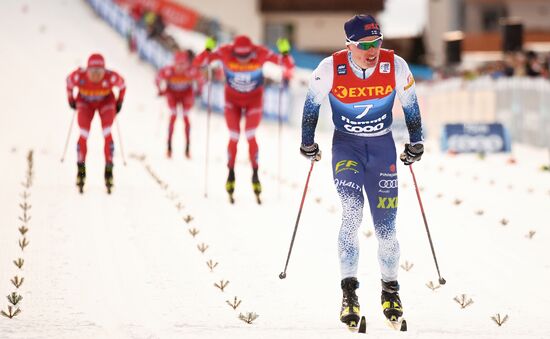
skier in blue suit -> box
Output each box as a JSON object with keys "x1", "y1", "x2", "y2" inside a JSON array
[{"x1": 299, "y1": 14, "x2": 424, "y2": 326}]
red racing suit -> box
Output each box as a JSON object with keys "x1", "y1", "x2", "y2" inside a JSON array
[
  {"x1": 66, "y1": 68, "x2": 126, "y2": 164},
  {"x1": 194, "y1": 45, "x2": 294, "y2": 169},
  {"x1": 155, "y1": 65, "x2": 198, "y2": 151}
]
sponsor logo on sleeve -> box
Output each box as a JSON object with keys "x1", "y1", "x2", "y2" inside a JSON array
[{"x1": 404, "y1": 73, "x2": 415, "y2": 90}]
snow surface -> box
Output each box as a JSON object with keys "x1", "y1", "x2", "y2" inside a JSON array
[{"x1": 1, "y1": 1, "x2": 549, "y2": 338}]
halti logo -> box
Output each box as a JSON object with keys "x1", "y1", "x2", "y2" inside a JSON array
[
  {"x1": 379, "y1": 62, "x2": 391, "y2": 73},
  {"x1": 337, "y1": 64, "x2": 347, "y2": 75}
]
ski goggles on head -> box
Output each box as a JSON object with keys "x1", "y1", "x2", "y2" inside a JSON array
[{"x1": 346, "y1": 35, "x2": 383, "y2": 50}]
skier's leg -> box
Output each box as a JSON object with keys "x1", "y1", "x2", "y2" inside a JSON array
[
  {"x1": 167, "y1": 94, "x2": 177, "y2": 154},
  {"x1": 76, "y1": 102, "x2": 94, "y2": 163},
  {"x1": 332, "y1": 132, "x2": 366, "y2": 326},
  {"x1": 224, "y1": 101, "x2": 241, "y2": 169},
  {"x1": 332, "y1": 133, "x2": 366, "y2": 279},
  {"x1": 183, "y1": 89, "x2": 193, "y2": 146},
  {"x1": 183, "y1": 91, "x2": 193, "y2": 157},
  {"x1": 99, "y1": 102, "x2": 116, "y2": 164},
  {"x1": 244, "y1": 102, "x2": 262, "y2": 170},
  {"x1": 362, "y1": 133, "x2": 400, "y2": 283}
]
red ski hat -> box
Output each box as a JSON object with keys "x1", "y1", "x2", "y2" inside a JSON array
[
  {"x1": 87, "y1": 53, "x2": 105, "y2": 68},
  {"x1": 232, "y1": 35, "x2": 253, "y2": 56},
  {"x1": 174, "y1": 50, "x2": 190, "y2": 65}
]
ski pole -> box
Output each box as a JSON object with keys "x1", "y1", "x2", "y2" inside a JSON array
[
  {"x1": 60, "y1": 110, "x2": 77, "y2": 163},
  {"x1": 409, "y1": 164, "x2": 446, "y2": 285},
  {"x1": 203, "y1": 66, "x2": 212, "y2": 198},
  {"x1": 279, "y1": 160, "x2": 316, "y2": 279},
  {"x1": 277, "y1": 77, "x2": 284, "y2": 199},
  {"x1": 277, "y1": 54, "x2": 286, "y2": 199},
  {"x1": 115, "y1": 118, "x2": 127, "y2": 166}
]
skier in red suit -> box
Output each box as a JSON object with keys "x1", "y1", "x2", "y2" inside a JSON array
[
  {"x1": 193, "y1": 35, "x2": 294, "y2": 202},
  {"x1": 156, "y1": 50, "x2": 198, "y2": 158},
  {"x1": 66, "y1": 53, "x2": 126, "y2": 193}
]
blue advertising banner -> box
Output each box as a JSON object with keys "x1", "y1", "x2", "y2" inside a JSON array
[{"x1": 441, "y1": 123, "x2": 511, "y2": 153}]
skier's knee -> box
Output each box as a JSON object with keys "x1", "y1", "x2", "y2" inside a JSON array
[{"x1": 229, "y1": 130, "x2": 240, "y2": 141}]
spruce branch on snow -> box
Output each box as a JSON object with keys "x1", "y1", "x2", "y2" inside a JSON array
[
  {"x1": 21, "y1": 179, "x2": 32, "y2": 189},
  {"x1": 188, "y1": 228, "x2": 199, "y2": 238},
  {"x1": 426, "y1": 281, "x2": 441, "y2": 291},
  {"x1": 214, "y1": 280, "x2": 229, "y2": 292},
  {"x1": 18, "y1": 211, "x2": 31, "y2": 223},
  {"x1": 19, "y1": 202, "x2": 32, "y2": 212},
  {"x1": 197, "y1": 243, "x2": 209, "y2": 254},
  {"x1": 238, "y1": 312, "x2": 259, "y2": 324},
  {"x1": 11, "y1": 276, "x2": 24, "y2": 289},
  {"x1": 18, "y1": 225, "x2": 29, "y2": 236},
  {"x1": 19, "y1": 237, "x2": 30, "y2": 251},
  {"x1": 454, "y1": 294, "x2": 474, "y2": 308},
  {"x1": 13, "y1": 258, "x2": 24, "y2": 269},
  {"x1": 400, "y1": 261, "x2": 414, "y2": 272},
  {"x1": 491, "y1": 313, "x2": 509, "y2": 326},
  {"x1": 0, "y1": 306, "x2": 21, "y2": 319},
  {"x1": 206, "y1": 260, "x2": 218, "y2": 272},
  {"x1": 7, "y1": 292, "x2": 23, "y2": 306},
  {"x1": 226, "y1": 297, "x2": 242, "y2": 310}
]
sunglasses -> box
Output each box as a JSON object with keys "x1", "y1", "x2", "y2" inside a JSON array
[{"x1": 346, "y1": 35, "x2": 383, "y2": 50}]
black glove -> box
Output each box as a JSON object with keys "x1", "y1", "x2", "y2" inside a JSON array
[
  {"x1": 68, "y1": 99, "x2": 76, "y2": 110},
  {"x1": 400, "y1": 143, "x2": 424, "y2": 165},
  {"x1": 300, "y1": 143, "x2": 322, "y2": 161},
  {"x1": 116, "y1": 101, "x2": 123, "y2": 114}
]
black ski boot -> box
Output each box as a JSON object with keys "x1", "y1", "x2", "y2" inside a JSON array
[
  {"x1": 226, "y1": 168, "x2": 235, "y2": 203},
  {"x1": 76, "y1": 162, "x2": 86, "y2": 193},
  {"x1": 185, "y1": 142, "x2": 190, "y2": 159},
  {"x1": 252, "y1": 168, "x2": 262, "y2": 204},
  {"x1": 167, "y1": 140, "x2": 172, "y2": 158},
  {"x1": 105, "y1": 162, "x2": 114, "y2": 194},
  {"x1": 340, "y1": 277, "x2": 360, "y2": 327},
  {"x1": 381, "y1": 280, "x2": 403, "y2": 322}
]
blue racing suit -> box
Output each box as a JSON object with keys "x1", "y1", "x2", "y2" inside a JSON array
[{"x1": 301, "y1": 49, "x2": 423, "y2": 282}]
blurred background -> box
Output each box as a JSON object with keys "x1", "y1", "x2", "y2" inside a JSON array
[{"x1": 108, "y1": 0, "x2": 550, "y2": 155}]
